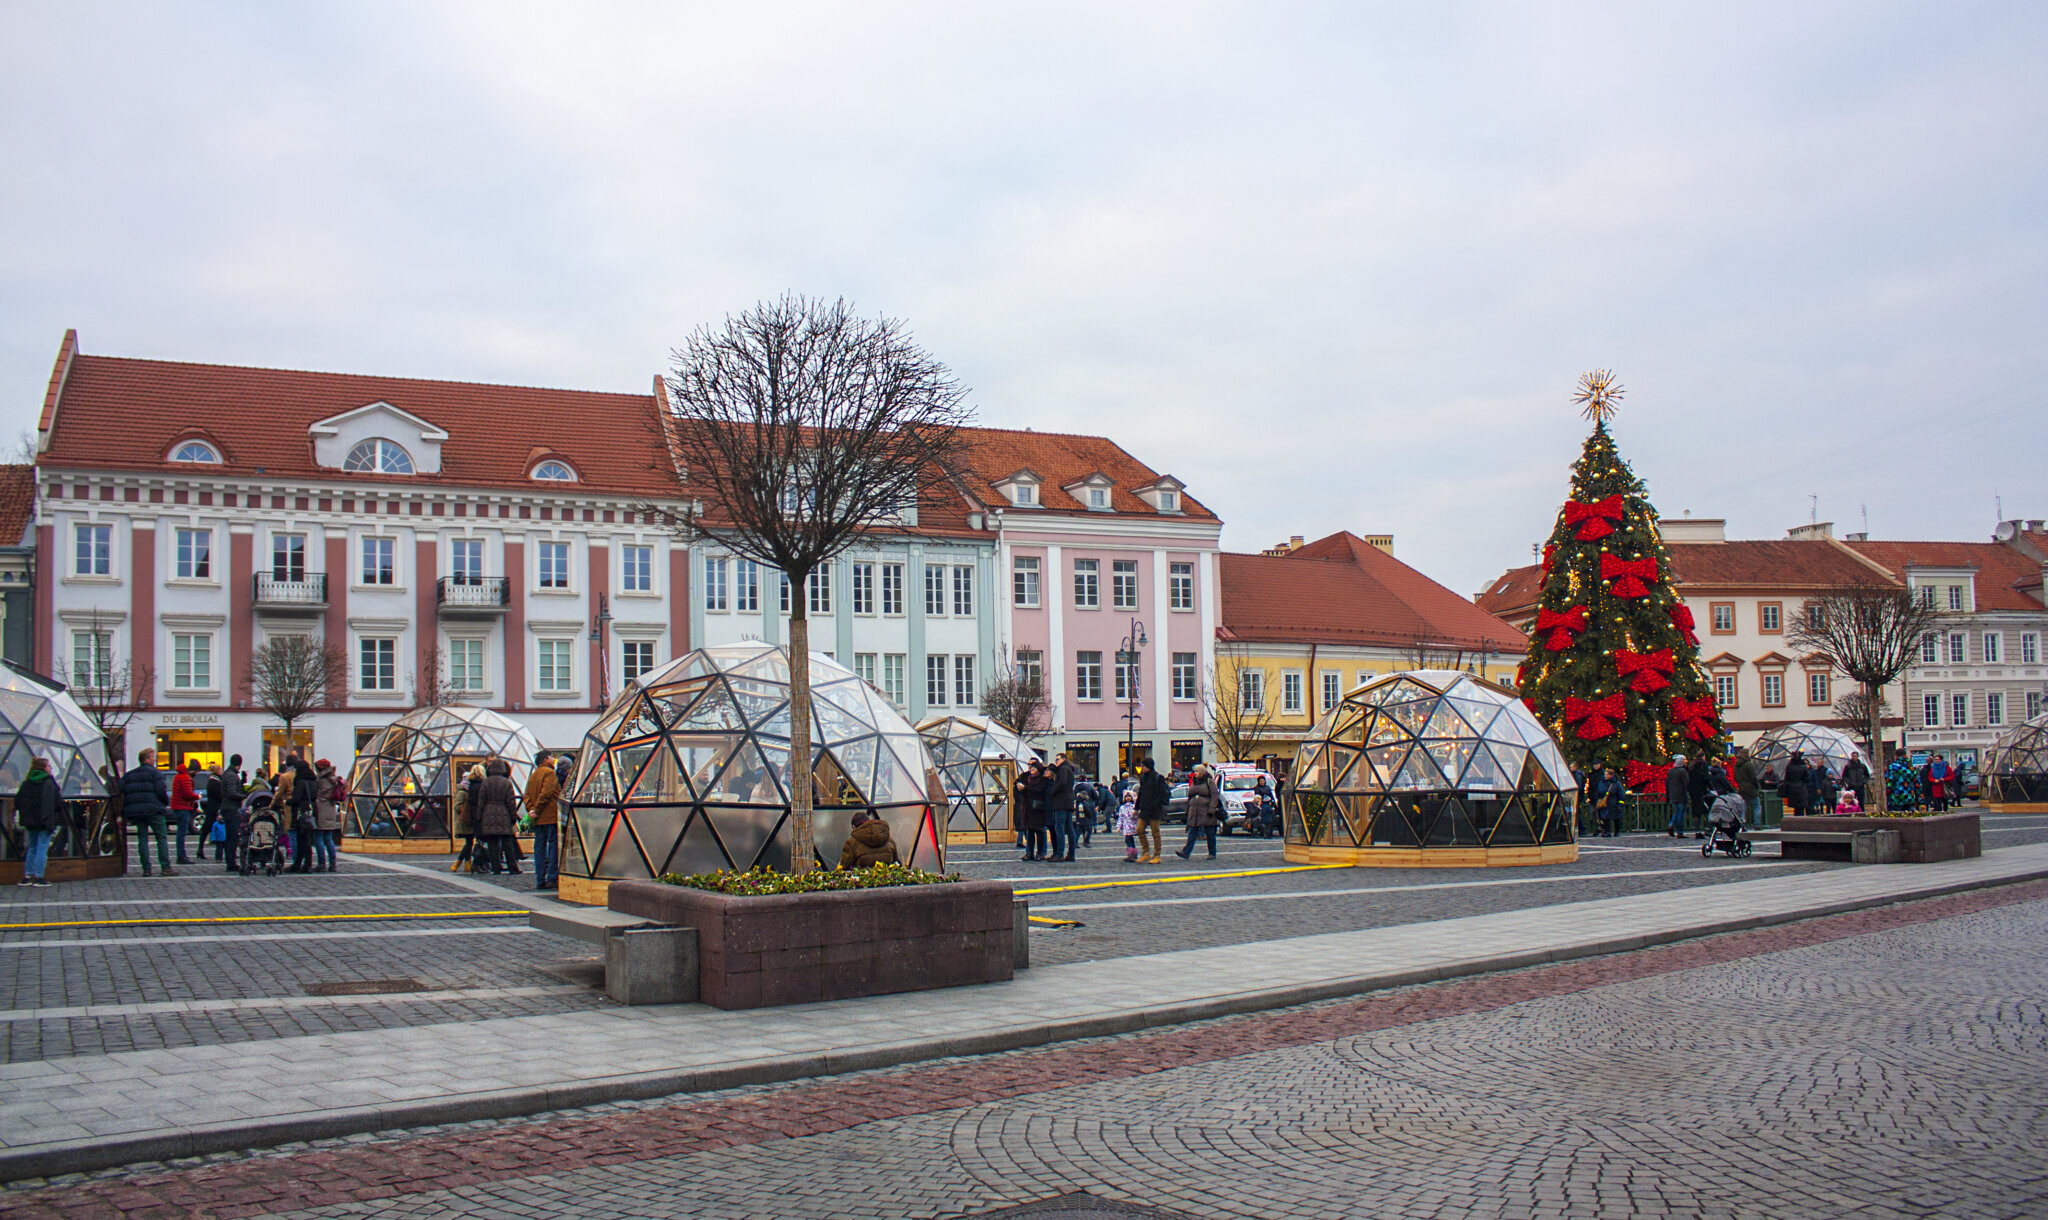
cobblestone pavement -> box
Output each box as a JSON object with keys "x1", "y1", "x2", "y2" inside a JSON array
[{"x1": 6, "y1": 878, "x2": 2045, "y2": 1219}]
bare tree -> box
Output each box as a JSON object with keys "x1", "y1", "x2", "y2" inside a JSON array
[
  {"x1": 1789, "y1": 586, "x2": 1936, "y2": 814},
  {"x1": 411, "y1": 641, "x2": 460, "y2": 709},
  {"x1": 1832, "y1": 688, "x2": 1892, "y2": 748},
  {"x1": 54, "y1": 613, "x2": 152, "y2": 763},
  {"x1": 1207, "y1": 654, "x2": 1281, "y2": 765},
  {"x1": 245, "y1": 635, "x2": 349, "y2": 756},
  {"x1": 654, "y1": 296, "x2": 972, "y2": 870},
  {"x1": 1403, "y1": 635, "x2": 1470, "y2": 671},
  {"x1": 979, "y1": 646, "x2": 1052, "y2": 739}
]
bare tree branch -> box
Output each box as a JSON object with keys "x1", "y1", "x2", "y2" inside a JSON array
[
  {"x1": 1788, "y1": 585, "x2": 1937, "y2": 814},
  {"x1": 52, "y1": 608, "x2": 149, "y2": 762},
  {"x1": 1208, "y1": 652, "x2": 1280, "y2": 765},
  {"x1": 1403, "y1": 635, "x2": 1470, "y2": 671},
  {"x1": 244, "y1": 635, "x2": 349, "y2": 750},
  {"x1": 978, "y1": 645, "x2": 1051, "y2": 738},
  {"x1": 411, "y1": 641, "x2": 459, "y2": 710}
]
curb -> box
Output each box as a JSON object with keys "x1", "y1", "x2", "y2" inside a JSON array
[{"x1": 6, "y1": 861, "x2": 2047, "y2": 1182}]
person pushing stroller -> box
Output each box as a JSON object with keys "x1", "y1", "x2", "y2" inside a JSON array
[{"x1": 1703, "y1": 788, "x2": 1752, "y2": 858}]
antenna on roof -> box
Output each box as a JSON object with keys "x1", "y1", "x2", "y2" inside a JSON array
[{"x1": 1860, "y1": 503, "x2": 1868, "y2": 535}]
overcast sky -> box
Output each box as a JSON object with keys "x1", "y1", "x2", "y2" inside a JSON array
[{"x1": 4, "y1": 2, "x2": 2044, "y2": 598}]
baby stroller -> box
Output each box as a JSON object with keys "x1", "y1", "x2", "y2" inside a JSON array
[
  {"x1": 1702, "y1": 792, "x2": 1752, "y2": 858},
  {"x1": 240, "y1": 798, "x2": 285, "y2": 876}
]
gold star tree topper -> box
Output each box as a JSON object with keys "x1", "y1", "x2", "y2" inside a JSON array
[{"x1": 1574, "y1": 369, "x2": 1624, "y2": 424}]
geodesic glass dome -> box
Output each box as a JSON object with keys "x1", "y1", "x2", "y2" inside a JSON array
[
  {"x1": 1749, "y1": 722, "x2": 1864, "y2": 785},
  {"x1": 561, "y1": 642, "x2": 943, "y2": 888},
  {"x1": 918, "y1": 713, "x2": 1043, "y2": 841},
  {"x1": 1985, "y1": 713, "x2": 2048, "y2": 804},
  {"x1": 1286, "y1": 670, "x2": 1576, "y2": 855},
  {"x1": 0, "y1": 662, "x2": 111, "y2": 798},
  {"x1": 347, "y1": 705, "x2": 541, "y2": 840}
]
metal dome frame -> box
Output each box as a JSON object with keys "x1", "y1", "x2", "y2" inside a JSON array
[
  {"x1": 1984, "y1": 712, "x2": 2048, "y2": 811},
  {"x1": 0, "y1": 662, "x2": 120, "y2": 883},
  {"x1": 345, "y1": 704, "x2": 542, "y2": 852},
  {"x1": 1747, "y1": 721, "x2": 1866, "y2": 786},
  {"x1": 916, "y1": 712, "x2": 1044, "y2": 844}
]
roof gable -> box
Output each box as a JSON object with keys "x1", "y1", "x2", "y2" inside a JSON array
[{"x1": 1220, "y1": 532, "x2": 1520, "y2": 649}]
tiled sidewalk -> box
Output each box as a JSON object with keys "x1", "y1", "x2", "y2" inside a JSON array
[{"x1": 4, "y1": 843, "x2": 2045, "y2": 1181}]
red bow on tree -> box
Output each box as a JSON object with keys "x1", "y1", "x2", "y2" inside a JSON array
[
  {"x1": 1614, "y1": 647, "x2": 1675, "y2": 693},
  {"x1": 1600, "y1": 553, "x2": 1658, "y2": 598},
  {"x1": 1535, "y1": 605, "x2": 1588, "y2": 651},
  {"x1": 1565, "y1": 691, "x2": 1625, "y2": 740},
  {"x1": 1668, "y1": 695, "x2": 1718, "y2": 742},
  {"x1": 1669, "y1": 602, "x2": 1698, "y2": 646},
  {"x1": 1563, "y1": 495, "x2": 1626, "y2": 540},
  {"x1": 1540, "y1": 544, "x2": 1557, "y2": 573},
  {"x1": 1623, "y1": 759, "x2": 1665, "y2": 790}
]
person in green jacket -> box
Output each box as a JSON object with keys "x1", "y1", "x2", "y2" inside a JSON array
[{"x1": 1733, "y1": 747, "x2": 1761, "y2": 827}]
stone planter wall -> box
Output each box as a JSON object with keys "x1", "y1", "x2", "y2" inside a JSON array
[
  {"x1": 607, "y1": 878, "x2": 1014, "y2": 1010},
  {"x1": 1781, "y1": 812, "x2": 1981, "y2": 864}
]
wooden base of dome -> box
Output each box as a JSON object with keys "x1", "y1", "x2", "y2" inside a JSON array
[{"x1": 1281, "y1": 842, "x2": 1579, "y2": 867}]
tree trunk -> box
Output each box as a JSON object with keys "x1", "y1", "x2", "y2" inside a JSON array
[
  {"x1": 1865, "y1": 680, "x2": 1887, "y2": 815},
  {"x1": 787, "y1": 601, "x2": 815, "y2": 873}
]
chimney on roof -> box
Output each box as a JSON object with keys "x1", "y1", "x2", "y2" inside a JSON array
[
  {"x1": 1843, "y1": 532, "x2": 1869, "y2": 542},
  {"x1": 1996, "y1": 518, "x2": 2048, "y2": 563},
  {"x1": 1659, "y1": 517, "x2": 1725, "y2": 544},
  {"x1": 1786, "y1": 522, "x2": 1834, "y2": 541},
  {"x1": 1262, "y1": 535, "x2": 1306, "y2": 557},
  {"x1": 1361, "y1": 534, "x2": 1393, "y2": 556}
]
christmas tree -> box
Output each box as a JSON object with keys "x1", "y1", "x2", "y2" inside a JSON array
[{"x1": 1517, "y1": 371, "x2": 1725, "y2": 788}]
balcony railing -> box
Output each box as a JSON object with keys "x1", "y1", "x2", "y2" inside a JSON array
[
  {"x1": 438, "y1": 575, "x2": 510, "y2": 612},
  {"x1": 253, "y1": 572, "x2": 327, "y2": 610}
]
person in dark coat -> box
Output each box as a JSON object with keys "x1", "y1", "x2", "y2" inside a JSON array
[
  {"x1": 1664, "y1": 756, "x2": 1691, "y2": 838},
  {"x1": 1015, "y1": 760, "x2": 1049, "y2": 861},
  {"x1": 121, "y1": 749, "x2": 175, "y2": 876},
  {"x1": 1781, "y1": 752, "x2": 1812, "y2": 817},
  {"x1": 14, "y1": 757, "x2": 62, "y2": 887},
  {"x1": 474, "y1": 757, "x2": 522, "y2": 875},
  {"x1": 1840, "y1": 754, "x2": 1871, "y2": 812},
  {"x1": 1688, "y1": 755, "x2": 1716, "y2": 838},
  {"x1": 1043, "y1": 753, "x2": 1078, "y2": 863},
  {"x1": 838, "y1": 810, "x2": 899, "y2": 868},
  {"x1": 1175, "y1": 765, "x2": 1221, "y2": 861},
  {"x1": 1135, "y1": 759, "x2": 1169, "y2": 863},
  {"x1": 1071, "y1": 778, "x2": 1099, "y2": 850},
  {"x1": 208, "y1": 756, "x2": 246, "y2": 872}
]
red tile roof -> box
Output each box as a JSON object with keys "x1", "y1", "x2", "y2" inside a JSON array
[
  {"x1": 0, "y1": 465, "x2": 34, "y2": 547},
  {"x1": 1845, "y1": 540, "x2": 2048, "y2": 612},
  {"x1": 1477, "y1": 539, "x2": 1899, "y2": 620},
  {"x1": 948, "y1": 426, "x2": 1215, "y2": 521},
  {"x1": 1221, "y1": 532, "x2": 1522, "y2": 650},
  {"x1": 39, "y1": 337, "x2": 678, "y2": 498}
]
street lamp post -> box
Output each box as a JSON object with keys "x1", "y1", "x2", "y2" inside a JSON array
[
  {"x1": 1118, "y1": 619, "x2": 1148, "y2": 776},
  {"x1": 589, "y1": 593, "x2": 613, "y2": 707}
]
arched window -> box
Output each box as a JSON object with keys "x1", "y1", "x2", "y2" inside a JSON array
[
  {"x1": 170, "y1": 440, "x2": 221, "y2": 463},
  {"x1": 343, "y1": 438, "x2": 414, "y2": 475},
  {"x1": 531, "y1": 460, "x2": 575, "y2": 481}
]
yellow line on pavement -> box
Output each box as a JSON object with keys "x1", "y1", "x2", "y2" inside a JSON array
[
  {"x1": 1013, "y1": 864, "x2": 1350, "y2": 897},
  {"x1": 1026, "y1": 915, "x2": 1083, "y2": 927},
  {"x1": 0, "y1": 910, "x2": 529, "y2": 931}
]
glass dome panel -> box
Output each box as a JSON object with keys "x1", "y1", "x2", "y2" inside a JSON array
[
  {"x1": 1985, "y1": 712, "x2": 2048, "y2": 803},
  {"x1": 345, "y1": 705, "x2": 542, "y2": 839},
  {"x1": 1747, "y1": 722, "x2": 1866, "y2": 785},
  {"x1": 0, "y1": 663, "x2": 111, "y2": 799}
]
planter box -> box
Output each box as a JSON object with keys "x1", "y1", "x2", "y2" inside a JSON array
[
  {"x1": 1781, "y1": 812, "x2": 1980, "y2": 864},
  {"x1": 607, "y1": 878, "x2": 1015, "y2": 1010}
]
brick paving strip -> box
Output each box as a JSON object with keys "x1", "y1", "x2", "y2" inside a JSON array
[{"x1": 5, "y1": 877, "x2": 2045, "y2": 1220}]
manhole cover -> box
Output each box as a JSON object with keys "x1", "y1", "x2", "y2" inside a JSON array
[
  {"x1": 303, "y1": 978, "x2": 428, "y2": 997},
  {"x1": 963, "y1": 1193, "x2": 1201, "y2": 1219}
]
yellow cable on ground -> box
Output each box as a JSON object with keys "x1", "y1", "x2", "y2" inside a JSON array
[
  {"x1": 1014, "y1": 863, "x2": 1350, "y2": 897},
  {"x1": 1026, "y1": 915, "x2": 1083, "y2": 927},
  {"x1": 0, "y1": 910, "x2": 529, "y2": 932}
]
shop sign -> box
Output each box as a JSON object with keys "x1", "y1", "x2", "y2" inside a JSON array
[{"x1": 161, "y1": 713, "x2": 220, "y2": 724}]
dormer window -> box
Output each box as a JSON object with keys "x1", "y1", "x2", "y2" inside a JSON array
[
  {"x1": 1014, "y1": 484, "x2": 1037, "y2": 506},
  {"x1": 170, "y1": 440, "x2": 221, "y2": 464},
  {"x1": 1088, "y1": 487, "x2": 1109, "y2": 509},
  {"x1": 1158, "y1": 490, "x2": 1178, "y2": 512},
  {"x1": 344, "y1": 438, "x2": 415, "y2": 475},
  {"x1": 1135, "y1": 475, "x2": 1186, "y2": 514},
  {"x1": 531, "y1": 460, "x2": 576, "y2": 482}
]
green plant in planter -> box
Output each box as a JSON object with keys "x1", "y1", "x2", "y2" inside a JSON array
[
  {"x1": 659, "y1": 862, "x2": 961, "y2": 895},
  {"x1": 1297, "y1": 792, "x2": 1329, "y2": 844}
]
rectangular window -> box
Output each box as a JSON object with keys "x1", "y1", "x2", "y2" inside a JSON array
[
  {"x1": 1947, "y1": 633, "x2": 1967, "y2": 665},
  {"x1": 1951, "y1": 693, "x2": 1969, "y2": 727},
  {"x1": 1710, "y1": 602, "x2": 1734, "y2": 634},
  {"x1": 1073, "y1": 559, "x2": 1099, "y2": 609},
  {"x1": 1919, "y1": 584, "x2": 1935, "y2": 608},
  {"x1": 1169, "y1": 562, "x2": 1194, "y2": 611},
  {"x1": 361, "y1": 536, "x2": 395, "y2": 585},
  {"x1": 1713, "y1": 673, "x2": 1737, "y2": 709},
  {"x1": 621, "y1": 640, "x2": 654, "y2": 684},
  {"x1": 1012, "y1": 557, "x2": 1040, "y2": 608},
  {"x1": 1758, "y1": 603, "x2": 1781, "y2": 633},
  {"x1": 1322, "y1": 670, "x2": 1342, "y2": 712},
  {"x1": 72, "y1": 631, "x2": 113, "y2": 689},
  {"x1": 622, "y1": 545, "x2": 653, "y2": 593},
  {"x1": 882, "y1": 654, "x2": 907, "y2": 705},
  {"x1": 450, "y1": 538, "x2": 483, "y2": 584},
  {"x1": 851, "y1": 563, "x2": 875, "y2": 614},
  {"x1": 75, "y1": 523, "x2": 111, "y2": 576},
  {"x1": 2029, "y1": 692, "x2": 2044, "y2": 721},
  {"x1": 808, "y1": 568, "x2": 832, "y2": 615},
  {"x1": 953, "y1": 655, "x2": 976, "y2": 706},
  {"x1": 1984, "y1": 633, "x2": 2001, "y2": 663},
  {"x1": 1948, "y1": 584, "x2": 1964, "y2": 611},
  {"x1": 881, "y1": 563, "x2": 905, "y2": 615},
  {"x1": 447, "y1": 638, "x2": 485, "y2": 691},
  {"x1": 1114, "y1": 658, "x2": 1136, "y2": 703},
  {"x1": 538, "y1": 540, "x2": 571, "y2": 590},
  {"x1": 1921, "y1": 633, "x2": 1939, "y2": 664},
  {"x1": 1074, "y1": 651, "x2": 1103, "y2": 701},
  {"x1": 926, "y1": 655, "x2": 949, "y2": 706},
  {"x1": 1923, "y1": 692, "x2": 1942, "y2": 728},
  {"x1": 924, "y1": 564, "x2": 946, "y2": 616},
  {"x1": 1015, "y1": 650, "x2": 1043, "y2": 692},
  {"x1": 704, "y1": 557, "x2": 729, "y2": 611},
  {"x1": 1239, "y1": 669, "x2": 1265, "y2": 713},
  {"x1": 173, "y1": 528, "x2": 212, "y2": 580},
  {"x1": 734, "y1": 559, "x2": 759, "y2": 612},
  {"x1": 1173, "y1": 653, "x2": 1198, "y2": 702},
  {"x1": 359, "y1": 637, "x2": 396, "y2": 691},
  {"x1": 2022, "y1": 633, "x2": 2039, "y2": 664},
  {"x1": 1986, "y1": 691, "x2": 2004, "y2": 726},
  {"x1": 1808, "y1": 671, "x2": 1830, "y2": 705},
  {"x1": 1282, "y1": 671, "x2": 1304, "y2": 714},
  {"x1": 170, "y1": 633, "x2": 212, "y2": 690},
  {"x1": 1111, "y1": 559, "x2": 1138, "y2": 610},
  {"x1": 854, "y1": 652, "x2": 877, "y2": 687},
  {"x1": 537, "y1": 640, "x2": 574, "y2": 692},
  {"x1": 1761, "y1": 673, "x2": 1784, "y2": 707},
  {"x1": 779, "y1": 572, "x2": 791, "y2": 613},
  {"x1": 272, "y1": 533, "x2": 307, "y2": 582},
  {"x1": 952, "y1": 565, "x2": 974, "y2": 618},
  {"x1": 1358, "y1": 670, "x2": 1373, "y2": 689}
]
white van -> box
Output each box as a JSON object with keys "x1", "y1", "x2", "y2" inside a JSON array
[{"x1": 1213, "y1": 765, "x2": 1277, "y2": 832}]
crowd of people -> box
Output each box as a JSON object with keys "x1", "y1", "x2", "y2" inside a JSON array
[{"x1": 1007, "y1": 755, "x2": 1281, "y2": 864}]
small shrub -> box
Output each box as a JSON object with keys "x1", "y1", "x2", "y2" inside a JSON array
[{"x1": 658, "y1": 862, "x2": 961, "y2": 895}]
